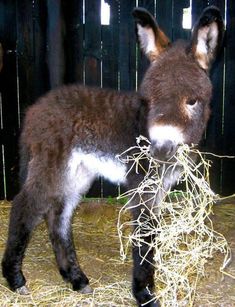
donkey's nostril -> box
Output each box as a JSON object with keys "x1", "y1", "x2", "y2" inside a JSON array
[{"x1": 151, "y1": 140, "x2": 176, "y2": 161}]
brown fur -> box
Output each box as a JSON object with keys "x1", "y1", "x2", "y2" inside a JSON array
[{"x1": 20, "y1": 85, "x2": 142, "y2": 194}]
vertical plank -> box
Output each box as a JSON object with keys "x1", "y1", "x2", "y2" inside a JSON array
[
  {"x1": 84, "y1": 0, "x2": 101, "y2": 86},
  {"x1": 47, "y1": 0, "x2": 65, "y2": 88},
  {"x1": 0, "y1": 95, "x2": 6, "y2": 199},
  {"x1": 206, "y1": 0, "x2": 225, "y2": 194},
  {"x1": 192, "y1": 0, "x2": 226, "y2": 194},
  {"x1": 16, "y1": 0, "x2": 50, "y2": 200},
  {"x1": 102, "y1": 0, "x2": 120, "y2": 197},
  {"x1": 137, "y1": 0, "x2": 155, "y2": 87},
  {"x1": 191, "y1": 0, "x2": 208, "y2": 24},
  {"x1": 156, "y1": 0, "x2": 173, "y2": 39},
  {"x1": 102, "y1": 0, "x2": 119, "y2": 89},
  {"x1": 33, "y1": 0, "x2": 49, "y2": 99},
  {"x1": 0, "y1": 0, "x2": 19, "y2": 199},
  {"x1": 16, "y1": 0, "x2": 34, "y2": 118},
  {"x1": 138, "y1": 0, "x2": 155, "y2": 13},
  {"x1": 84, "y1": 0, "x2": 102, "y2": 197},
  {"x1": 117, "y1": 0, "x2": 136, "y2": 196},
  {"x1": 119, "y1": 0, "x2": 136, "y2": 91},
  {"x1": 222, "y1": 0, "x2": 235, "y2": 195},
  {"x1": 0, "y1": 26, "x2": 5, "y2": 198},
  {"x1": 172, "y1": 0, "x2": 190, "y2": 41},
  {"x1": 0, "y1": 144, "x2": 5, "y2": 199},
  {"x1": 62, "y1": 0, "x2": 84, "y2": 84}
]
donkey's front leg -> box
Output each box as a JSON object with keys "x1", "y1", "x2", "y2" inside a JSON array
[
  {"x1": 132, "y1": 241, "x2": 158, "y2": 307},
  {"x1": 46, "y1": 199, "x2": 92, "y2": 293},
  {"x1": 131, "y1": 201, "x2": 159, "y2": 307}
]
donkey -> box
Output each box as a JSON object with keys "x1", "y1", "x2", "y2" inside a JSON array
[{"x1": 2, "y1": 6, "x2": 224, "y2": 307}]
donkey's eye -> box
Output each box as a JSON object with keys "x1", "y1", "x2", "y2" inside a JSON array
[{"x1": 187, "y1": 99, "x2": 197, "y2": 106}]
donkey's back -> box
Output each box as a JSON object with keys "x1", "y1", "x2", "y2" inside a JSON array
[{"x1": 22, "y1": 85, "x2": 141, "y2": 157}]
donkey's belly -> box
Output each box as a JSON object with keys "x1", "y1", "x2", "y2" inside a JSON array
[{"x1": 64, "y1": 149, "x2": 127, "y2": 196}]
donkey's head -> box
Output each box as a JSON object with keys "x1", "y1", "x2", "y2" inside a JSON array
[{"x1": 133, "y1": 6, "x2": 224, "y2": 161}]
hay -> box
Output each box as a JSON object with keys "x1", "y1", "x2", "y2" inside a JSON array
[
  {"x1": 0, "y1": 137, "x2": 234, "y2": 306},
  {"x1": 117, "y1": 136, "x2": 232, "y2": 307},
  {"x1": 0, "y1": 279, "x2": 133, "y2": 307},
  {"x1": 0, "y1": 201, "x2": 135, "y2": 307}
]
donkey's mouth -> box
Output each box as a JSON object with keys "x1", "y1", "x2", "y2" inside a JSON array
[{"x1": 150, "y1": 140, "x2": 178, "y2": 162}]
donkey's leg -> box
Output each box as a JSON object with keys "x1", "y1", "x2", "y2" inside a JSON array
[
  {"x1": 2, "y1": 190, "x2": 43, "y2": 292},
  {"x1": 45, "y1": 159, "x2": 96, "y2": 292},
  {"x1": 131, "y1": 165, "x2": 179, "y2": 306},
  {"x1": 130, "y1": 195, "x2": 159, "y2": 307},
  {"x1": 46, "y1": 198, "x2": 91, "y2": 293}
]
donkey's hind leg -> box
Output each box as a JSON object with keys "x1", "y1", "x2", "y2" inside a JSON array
[
  {"x1": 2, "y1": 189, "x2": 43, "y2": 292},
  {"x1": 46, "y1": 198, "x2": 92, "y2": 293}
]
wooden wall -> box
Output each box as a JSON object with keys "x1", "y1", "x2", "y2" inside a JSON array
[{"x1": 0, "y1": 0, "x2": 234, "y2": 199}]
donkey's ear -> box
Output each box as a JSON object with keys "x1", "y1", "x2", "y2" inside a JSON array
[
  {"x1": 191, "y1": 6, "x2": 224, "y2": 71},
  {"x1": 133, "y1": 8, "x2": 170, "y2": 62}
]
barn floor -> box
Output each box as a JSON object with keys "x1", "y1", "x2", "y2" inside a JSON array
[{"x1": 0, "y1": 199, "x2": 235, "y2": 306}]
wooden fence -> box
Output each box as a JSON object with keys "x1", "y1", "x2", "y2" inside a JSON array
[{"x1": 0, "y1": 0, "x2": 234, "y2": 200}]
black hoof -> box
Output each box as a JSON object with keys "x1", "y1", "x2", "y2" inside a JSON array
[{"x1": 2, "y1": 259, "x2": 27, "y2": 292}]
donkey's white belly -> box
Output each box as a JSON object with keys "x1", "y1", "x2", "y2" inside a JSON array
[
  {"x1": 65, "y1": 149, "x2": 127, "y2": 195},
  {"x1": 60, "y1": 149, "x2": 127, "y2": 238}
]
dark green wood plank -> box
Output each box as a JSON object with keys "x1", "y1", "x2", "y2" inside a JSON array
[
  {"x1": 138, "y1": 0, "x2": 155, "y2": 14},
  {"x1": 32, "y1": 0, "x2": 49, "y2": 99},
  {"x1": 84, "y1": 0, "x2": 101, "y2": 86},
  {"x1": 62, "y1": 0, "x2": 84, "y2": 84},
  {"x1": 137, "y1": 0, "x2": 155, "y2": 87},
  {"x1": 156, "y1": 0, "x2": 173, "y2": 39},
  {"x1": 102, "y1": 0, "x2": 119, "y2": 89},
  {"x1": 205, "y1": 0, "x2": 225, "y2": 194},
  {"x1": 222, "y1": 0, "x2": 235, "y2": 195},
  {"x1": 0, "y1": 0, "x2": 19, "y2": 199},
  {"x1": 102, "y1": 0, "x2": 120, "y2": 197},
  {"x1": 119, "y1": 0, "x2": 136, "y2": 91},
  {"x1": 191, "y1": 0, "x2": 208, "y2": 24},
  {"x1": 0, "y1": 145, "x2": 5, "y2": 199},
  {"x1": 172, "y1": 0, "x2": 190, "y2": 41},
  {"x1": 0, "y1": 27, "x2": 5, "y2": 198},
  {"x1": 16, "y1": 0, "x2": 34, "y2": 117},
  {"x1": 192, "y1": 1, "x2": 226, "y2": 194},
  {"x1": 84, "y1": 0, "x2": 102, "y2": 197},
  {"x1": 47, "y1": 0, "x2": 65, "y2": 88}
]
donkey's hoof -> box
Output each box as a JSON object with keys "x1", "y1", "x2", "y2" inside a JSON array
[
  {"x1": 79, "y1": 284, "x2": 93, "y2": 294},
  {"x1": 15, "y1": 285, "x2": 30, "y2": 295}
]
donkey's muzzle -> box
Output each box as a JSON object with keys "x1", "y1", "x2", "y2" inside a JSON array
[{"x1": 150, "y1": 140, "x2": 176, "y2": 161}]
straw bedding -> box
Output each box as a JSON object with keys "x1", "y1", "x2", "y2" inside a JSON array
[{"x1": 0, "y1": 136, "x2": 234, "y2": 306}]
